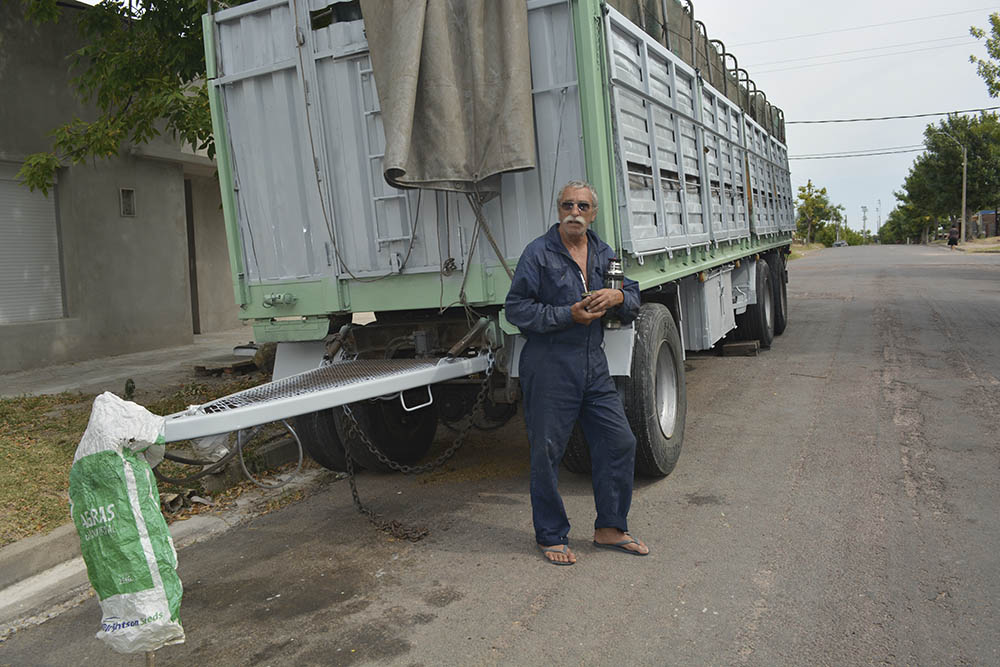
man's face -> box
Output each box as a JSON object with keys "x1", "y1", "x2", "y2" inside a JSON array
[{"x1": 558, "y1": 187, "x2": 597, "y2": 240}]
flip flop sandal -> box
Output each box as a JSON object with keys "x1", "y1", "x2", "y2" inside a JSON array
[
  {"x1": 592, "y1": 535, "x2": 649, "y2": 556},
  {"x1": 538, "y1": 544, "x2": 575, "y2": 566}
]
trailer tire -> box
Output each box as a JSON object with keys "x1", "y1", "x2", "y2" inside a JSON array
[
  {"x1": 735, "y1": 260, "x2": 775, "y2": 348},
  {"x1": 336, "y1": 399, "x2": 438, "y2": 472},
  {"x1": 290, "y1": 410, "x2": 349, "y2": 472},
  {"x1": 625, "y1": 303, "x2": 687, "y2": 478},
  {"x1": 769, "y1": 253, "x2": 789, "y2": 336},
  {"x1": 561, "y1": 423, "x2": 593, "y2": 474}
]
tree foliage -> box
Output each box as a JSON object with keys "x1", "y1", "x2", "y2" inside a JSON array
[
  {"x1": 814, "y1": 223, "x2": 865, "y2": 247},
  {"x1": 878, "y1": 195, "x2": 935, "y2": 245},
  {"x1": 795, "y1": 180, "x2": 843, "y2": 244},
  {"x1": 881, "y1": 113, "x2": 1000, "y2": 243},
  {"x1": 970, "y1": 13, "x2": 1000, "y2": 97},
  {"x1": 17, "y1": 0, "x2": 235, "y2": 194}
]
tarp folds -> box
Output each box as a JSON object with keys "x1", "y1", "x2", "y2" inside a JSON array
[{"x1": 359, "y1": 0, "x2": 536, "y2": 194}]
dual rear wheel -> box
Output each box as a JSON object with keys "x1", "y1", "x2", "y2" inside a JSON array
[
  {"x1": 735, "y1": 258, "x2": 775, "y2": 348},
  {"x1": 291, "y1": 399, "x2": 437, "y2": 473}
]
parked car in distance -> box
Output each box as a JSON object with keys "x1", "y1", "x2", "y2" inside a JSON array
[{"x1": 833, "y1": 240, "x2": 848, "y2": 247}]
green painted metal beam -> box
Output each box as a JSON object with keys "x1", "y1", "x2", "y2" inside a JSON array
[
  {"x1": 623, "y1": 237, "x2": 791, "y2": 291},
  {"x1": 202, "y1": 13, "x2": 247, "y2": 309},
  {"x1": 571, "y1": 0, "x2": 622, "y2": 254}
]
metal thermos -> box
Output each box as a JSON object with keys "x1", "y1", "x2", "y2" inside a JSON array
[
  {"x1": 604, "y1": 258, "x2": 624, "y2": 328},
  {"x1": 605, "y1": 258, "x2": 624, "y2": 291}
]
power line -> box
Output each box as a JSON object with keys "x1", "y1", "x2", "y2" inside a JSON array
[
  {"x1": 791, "y1": 144, "x2": 926, "y2": 158},
  {"x1": 787, "y1": 105, "x2": 1000, "y2": 124},
  {"x1": 745, "y1": 34, "x2": 970, "y2": 68},
  {"x1": 789, "y1": 148, "x2": 926, "y2": 160},
  {"x1": 731, "y1": 7, "x2": 998, "y2": 47},
  {"x1": 755, "y1": 41, "x2": 977, "y2": 74}
]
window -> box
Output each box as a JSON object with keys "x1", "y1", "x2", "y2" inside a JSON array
[{"x1": 120, "y1": 188, "x2": 136, "y2": 217}]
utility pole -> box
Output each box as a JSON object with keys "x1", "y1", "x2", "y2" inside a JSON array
[
  {"x1": 861, "y1": 206, "x2": 868, "y2": 244},
  {"x1": 931, "y1": 129, "x2": 967, "y2": 243},
  {"x1": 877, "y1": 199, "x2": 881, "y2": 242},
  {"x1": 961, "y1": 147, "x2": 967, "y2": 241}
]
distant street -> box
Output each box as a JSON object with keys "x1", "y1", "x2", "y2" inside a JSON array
[{"x1": 3, "y1": 245, "x2": 999, "y2": 666}]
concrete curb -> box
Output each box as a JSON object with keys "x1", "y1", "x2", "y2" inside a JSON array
[
  {"x1": 0, "y1": 523, "x2": 81, "y2": 591},
  {"x1": 0, "y1": 468, "x2": 335, "y2": 637}
]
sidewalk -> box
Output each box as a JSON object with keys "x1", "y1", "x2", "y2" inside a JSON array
[
  {"x1": 0, "y1": 327, "x2": 255, "y2": 398},
  {"x1": 0, "y1": 327, "x2": 319, "y2": 638},
  {"x1": 0, "y1": 468, "x2": 331, "y2": 638}
]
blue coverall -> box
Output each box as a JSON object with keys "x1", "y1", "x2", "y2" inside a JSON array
[{"x1": 505, "y1": 222, "x2": 641, "y2": 546}]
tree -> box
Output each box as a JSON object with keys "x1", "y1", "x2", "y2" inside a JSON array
[
  {"x1": 890, "y1": 113, "x2": 1000, "y2": 239},
  {"x1": 971, "y1": 13, "x2": 1000, "y2": 97},
  {"x1": 878, "y1": 195, "x2": 935, "y2": 244},
  {"x1": 18, "y1": 0, "x2": 236, "y2": 194},
  {"x1": 795, "y1": 180, "x2": 844, "y2": 244}
]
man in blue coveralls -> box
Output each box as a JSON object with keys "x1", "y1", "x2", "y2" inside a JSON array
[{"x1": 505, "y1": 180, "x2": 648, "y2": 565}]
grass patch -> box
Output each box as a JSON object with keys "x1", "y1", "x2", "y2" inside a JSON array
[
  {"x1": 0, "y1": 374, "x2": 266, "y2": 548},
  {"x1": 788, "y1": 243, "x2": 825, "y2": 261}
]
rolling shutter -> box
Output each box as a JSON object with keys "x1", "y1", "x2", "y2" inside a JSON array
[{"x1": 0, "y1": 162, "x2": 65, "y2": 324}]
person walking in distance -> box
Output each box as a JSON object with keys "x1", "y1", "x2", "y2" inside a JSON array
[
  {"x1": 504, "y1": 180, "x2": 648, "y2": 565},
  {"x1": 948, "y1": 224, "x2": 959, "y2": 250}
]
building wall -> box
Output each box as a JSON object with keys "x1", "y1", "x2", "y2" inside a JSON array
[
  {"x1": 0, "y1": 2, "x2": 241, "y2": 373},
  {"x1": 189, "y1": 174, "x2": 242, "y2": 333}
]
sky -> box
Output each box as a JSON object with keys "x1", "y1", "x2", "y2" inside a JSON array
[{"x1": 694, "y1": 0, "x2": 1000, "y2": 232}]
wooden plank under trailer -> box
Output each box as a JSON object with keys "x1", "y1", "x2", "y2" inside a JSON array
[{"x1": 162, "y1": 353, "x2": 491, "y2": 443}]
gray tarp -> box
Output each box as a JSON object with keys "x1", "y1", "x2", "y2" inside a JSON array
[{"x1": 359, "y1": 0, "x2": 536, "y2": 195}]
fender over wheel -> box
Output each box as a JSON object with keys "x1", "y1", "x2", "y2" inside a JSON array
[
  {"x1": 735, "y1": 260, "x2": 775, "y2": 348},
  {"x1": 291, "y1": 409, "x2": 348, "y2": 472},
  {"x1": 623, "y1": 302, "x2": 687, "y2": 478}
]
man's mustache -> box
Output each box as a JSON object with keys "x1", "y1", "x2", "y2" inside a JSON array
[{"x1": 562, "y1": 215, "x2": 586, "y2": 225}]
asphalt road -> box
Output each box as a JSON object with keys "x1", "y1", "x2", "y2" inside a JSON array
[{"x1": 3, "y1": 245, "x2": 999, "y2": 666}]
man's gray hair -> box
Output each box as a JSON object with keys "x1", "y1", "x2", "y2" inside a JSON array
[{"x1": 557, "y1": 180, "x2": 599, "y2": 210}]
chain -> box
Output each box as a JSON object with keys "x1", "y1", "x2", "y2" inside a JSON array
[
  {"x1": 344, "y1": 451, "x2": 429, "y2": 541},
  {"x1": 342, "y1": 348, "x2": 496, "y2": 541}
]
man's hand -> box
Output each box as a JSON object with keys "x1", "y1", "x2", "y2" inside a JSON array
[
  {"x1": 584, "y1": 288, "x2": 624, "y2": 313},
  {"x1": 571, "y1": 298, "x2": 605, "y2": 324}
]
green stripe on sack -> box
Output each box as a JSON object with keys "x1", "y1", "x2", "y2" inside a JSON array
[{"x1": 69, "y1": 451, "x2": 152, "y2": 599}]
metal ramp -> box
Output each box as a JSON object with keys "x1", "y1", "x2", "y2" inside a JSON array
[{"x1": 163, "y1": 354, "x2": 491, "y2": 442}]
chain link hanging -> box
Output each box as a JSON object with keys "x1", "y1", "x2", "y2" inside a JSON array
[{"x1": 341, "y1": 348, "x2": 496, "y2": 541}]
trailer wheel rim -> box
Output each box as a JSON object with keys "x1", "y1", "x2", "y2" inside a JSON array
[{"x1": 655, "y1": 339, "x2": 678, "y2": 439}]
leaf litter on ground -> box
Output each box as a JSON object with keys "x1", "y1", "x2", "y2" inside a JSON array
[{"x1": 0, "y1": 373, "x2": 281, "y2": 548}]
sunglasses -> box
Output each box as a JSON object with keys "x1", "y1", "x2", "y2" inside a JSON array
[{"x1": 559, "y1": 200, "x2": 592, "y2": 212}]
